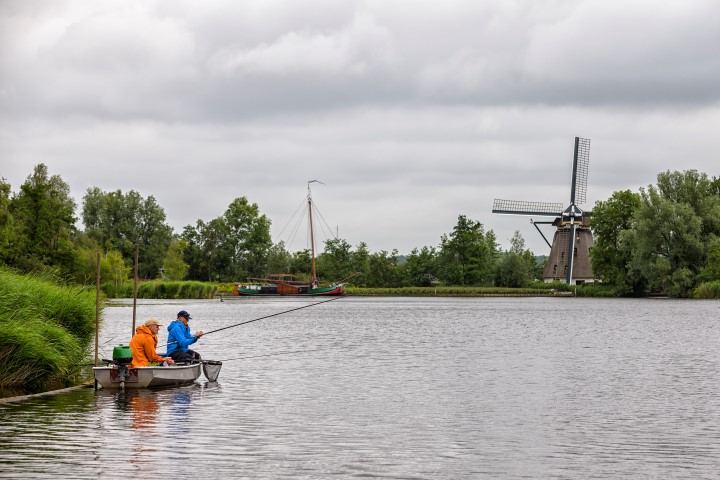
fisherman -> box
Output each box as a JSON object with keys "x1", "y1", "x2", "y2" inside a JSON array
[
  {"x1": 166, "y1": 310, "x2": 204, "y2": 363},
  {"x1": 129, "y1": 318, "x2": 175, "y2": 367}
]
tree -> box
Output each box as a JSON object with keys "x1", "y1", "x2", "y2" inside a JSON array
[
  {"x1": 223, "y1": 197, "x2": 272, "y2": 279},
  {"x1": 82, "y1": 188, "x2": 173, "y2": 278},
  {"x1": 436, "y1": 215, "x2": 498, "y2": 285},
  {"x1": 629, "y1": 184, "x2": 704, "y2": 297},
  {"x1": 495, "y1": 231, "x2": 536, "y2": 288},
  {"x1": 367, "y1": 249, "x2": 403, "y2": 288},
  {"x1": 350, "y1": 242, "x2": 370, "y2": 286},
  {"x1": 405, "y1": 246, "x2": 437, "y2": 287},
  {"x1": 316, "y1": 238, "x2": 353, "y2": 283},
  {"x1": 265, "y1": 241, "x2": 292, "y2": 276},
  {"x1": 162, "y1": 240, "x2": 189, "y2": 281},
  {"x1": 181, "y1": 197, "x2": 272, "y2": 282},
  {"x1": 10, "y1": 164, "x2": 76, "y2": 273},
  {"x1": 589, "y1": 190, "x2": 642, "y2": 292},
  {"x1": 0, "y1": 178, "x2": 17, "y2": 265}
]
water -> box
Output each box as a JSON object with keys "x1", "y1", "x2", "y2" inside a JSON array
[{"x1": 1, "y1": 297, "x2": 719, "y2": 479}]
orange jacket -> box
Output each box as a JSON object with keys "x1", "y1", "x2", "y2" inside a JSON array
[{"x1": 129, "y1": 325, "x2": 165, "y2": 367}]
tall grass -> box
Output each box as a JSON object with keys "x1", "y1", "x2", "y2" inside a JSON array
[
  {"x1": 0, "y1": 267, "x2": 97, "y2": 392},
  {"x1": 100, "y1": 280, "x2": 219, "y2": 299},
  {"x1": 693, "y1": 281, "x2": 720, "y2": 299}
]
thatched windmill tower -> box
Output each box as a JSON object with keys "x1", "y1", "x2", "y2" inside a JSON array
[{"x1": 492, "y1": 137, "x2": 594, "y2": 285}]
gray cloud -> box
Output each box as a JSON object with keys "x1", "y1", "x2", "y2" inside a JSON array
[{"x1": 1, "y1": 0, "x2": 719, "y2": 255}]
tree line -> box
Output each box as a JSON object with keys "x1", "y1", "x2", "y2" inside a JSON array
[
  {"x1": 0, "y1": 164, "x2": 543, "y2": 290},
  {"x1": 1, "y1": 164, "x2": 718, "y2": 296}
]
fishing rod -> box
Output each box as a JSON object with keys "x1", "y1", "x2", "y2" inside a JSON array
[{"x1": 161, "y1": 296, "x2": 342, "y2": 347}]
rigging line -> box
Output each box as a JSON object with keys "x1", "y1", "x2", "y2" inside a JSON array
[
  {"x1": 219, "y1": 348, "x2": 320, "y2": 362},
  {"x1": 287, "y1": 208, "x2": 307, "y2": 251},
  {"x1": 311, "y1": 202, "x2": 338, "y2": 241},
  {"x1": 159, "y1": 296, "x2": 342, "y2": 347},
  {"x1": 273, "y1": 197, "x2": 307, "y2": 245}
]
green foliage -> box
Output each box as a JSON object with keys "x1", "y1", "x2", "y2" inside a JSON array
[
  {"x1": 181, "y1": 197, "x2": 272, "y2": 282},
  {"x1": 495, "y1": 231, "x2": 537, "y2": 288},
  {"x1": 162, "y1": 240, "x2": 189, "y2": 281},
  {"x1": 316, "y1": 238, "x2": 354, "y2": 282},
  {"x1": 591, "y1": 171, "x2": 720, "y2": 297},
  {"x1": 0, "y1": 267, "x2": 97, "y2": 392},
  {"x1": 82, "y1": 188, "x2": 173, "y2": 278},
  {"x1": 630, "y1": 183, "x2": 705, "y2": 297},
  {"x1": 436, "y1": 215, "x2": 499, "y2": 285},
  {"x1": 7, "y1": 164, "x2": 77, "y2": 274},
  {"x1": 405, "y1": 246, "x2": 438, "y2": 287},
  {"x1": 590, "y1": 189, "x2": 642, "y2": 291},
  {"x1": 693, "y1": 280, "x2": 720, "y2": 299},
  {"x1": 100, "y1": 280, "x2": 218, "y2": 299},
  {"x1": 697, "y1": 238, "x2": 720, "y2": 283},
  {"x1": 265, "y1": 241, "x2": 293, "y2": 275}
]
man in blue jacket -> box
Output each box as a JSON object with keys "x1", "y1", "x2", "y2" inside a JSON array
[{"x1": 166, "y1": 310, "x2": 204, "y2": 363}]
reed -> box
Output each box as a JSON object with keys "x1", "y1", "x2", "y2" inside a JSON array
[
  {"x1": 136, "y1": 280, "x2": 219, "y2": 299},
  {"x1": 693, "y1": 281, "x2": 720, "y2": 299},
  {"x1": 0, "y1": 268, "x2": 96, "y2": 392}
]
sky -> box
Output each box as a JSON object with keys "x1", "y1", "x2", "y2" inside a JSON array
[{"x1": 1, "y1": 0, "x2": 719, "y2": 255}]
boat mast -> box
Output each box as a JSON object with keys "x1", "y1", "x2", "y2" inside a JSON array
[{"x1": 307, "y1": 180, "x2": 323, "y2": 285}]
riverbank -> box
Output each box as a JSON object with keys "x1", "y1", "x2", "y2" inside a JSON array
[{"x1": 0, "y1": 267, "x2": 97, "y2": 393}]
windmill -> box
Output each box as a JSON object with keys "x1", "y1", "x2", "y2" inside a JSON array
[{"x1": 492, "y1": 137, "x2": 593, "y2": 285}]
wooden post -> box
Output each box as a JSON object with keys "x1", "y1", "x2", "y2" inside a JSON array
[
  {"x1": 94, "y1": 251, "x2": 100, "y2": 390},
  {"x1": 132, "y1": 243, "x2": 138, "y2": 336}
]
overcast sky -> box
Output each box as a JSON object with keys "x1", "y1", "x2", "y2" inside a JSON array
[{"x1": 1, "y1": 0, "x2": 719, "y2": 255}]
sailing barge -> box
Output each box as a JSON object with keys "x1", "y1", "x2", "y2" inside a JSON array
[{"x1": 234, "y1": 181, "x2": 346, "y2": 297}]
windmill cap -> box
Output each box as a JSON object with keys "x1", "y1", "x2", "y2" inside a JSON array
[{"x1": 177, "y1": 310, "x2": 192, "y2": 320}]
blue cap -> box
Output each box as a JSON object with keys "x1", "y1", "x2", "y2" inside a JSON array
[{"x1": 177, "y1": 310, "x2": 192, "y2": 320}]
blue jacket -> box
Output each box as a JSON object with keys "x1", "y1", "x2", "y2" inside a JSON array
[{"x1": 166, "y1": 320, "x2": 198, "y2": 355}]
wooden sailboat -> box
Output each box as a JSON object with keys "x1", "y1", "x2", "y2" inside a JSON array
[{"x1": 235, "y1": 181, "x2": 345, "y2": 296}]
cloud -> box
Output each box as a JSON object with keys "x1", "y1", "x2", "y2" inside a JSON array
[{"x1": 1, "y1": 0, "x2": 719, "y2": 256}]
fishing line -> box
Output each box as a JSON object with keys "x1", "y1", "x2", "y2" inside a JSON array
[
  {"x1": 160, "y1": 296, "x2": 342, "y2": 347},
  {"x1": 220, "y1": 348, "x2": 320, "y2": 362}
]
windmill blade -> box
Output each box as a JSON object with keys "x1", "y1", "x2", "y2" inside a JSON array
[
  {"x1": 566, "y1": 223, "x2": 577, "y2": 284},
  {"x1": 570, "y1": 137, "x2": 591, "y2": 205},
  {"x1": 492, "y1": 199, "x2": 563, "y2": 217}
]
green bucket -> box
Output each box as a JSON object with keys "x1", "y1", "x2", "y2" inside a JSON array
[{"x1": 112, "y1": 345, "x2": 132, "y2": 362}]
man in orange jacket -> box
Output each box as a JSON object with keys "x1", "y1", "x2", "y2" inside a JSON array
[{"x1": 129, "y1": 318, "x2": 175, "y2": 367}]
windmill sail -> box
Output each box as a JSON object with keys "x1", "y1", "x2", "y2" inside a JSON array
[
  {"x1": 570, "y1": 137, "x2": 591, "y2": 205},
  {"x1": 491, "y1": 137, "x2": 594, "y2": 285}
]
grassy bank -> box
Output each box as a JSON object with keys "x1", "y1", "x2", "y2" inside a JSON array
[
  {"x1": 102, "y1": 280, "x2": 219, "y2": 299},
  {"x1": 346, "y1": 282, "x2": 617, "y2": 297},
  {"x1": 0, "y1": 268, "x2": 97, "y2": 393}
]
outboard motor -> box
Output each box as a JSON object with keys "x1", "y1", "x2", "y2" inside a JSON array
[{"x1": 111, "y1": 345, "x2": 133, "y2": 384}]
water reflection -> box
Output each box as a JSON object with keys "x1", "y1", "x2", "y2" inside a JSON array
[{"x1": 1, "y1": 297, "x2": 719, "y2": 479}]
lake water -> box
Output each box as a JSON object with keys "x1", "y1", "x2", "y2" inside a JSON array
[{"x1": 1, "y1": 296, "x2": 719, "y2": 479}]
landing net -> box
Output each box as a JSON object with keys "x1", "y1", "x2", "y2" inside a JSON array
[{"x1": 202, "y1": 360, "x2": 222, "y2": 382}]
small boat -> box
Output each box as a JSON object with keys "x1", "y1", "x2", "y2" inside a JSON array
[
  {"x1": 234, "y1": 181, "x2": 349, "y2": 297},
  {"x1": 93, "y1": 362, "x2": 203, "y2": 389}
]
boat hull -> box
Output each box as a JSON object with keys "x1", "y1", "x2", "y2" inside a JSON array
[
  {"x1": 93, "y1": 363, "x2": 202, "y2": 389},
  {"x1": 236, "y1": 283, "x2": 344, "y2": 296}
]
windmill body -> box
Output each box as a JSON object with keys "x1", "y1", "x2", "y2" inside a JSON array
[{"x1": 492, "y1": 137, "x2": 595, "y2": 285}]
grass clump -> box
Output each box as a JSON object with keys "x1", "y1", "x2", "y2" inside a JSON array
[
  {"x1": 693, "y1": 281, "x2": 720, "y2": 299},
  {"x1": 0, "y1": 267, "x2": 97, "y2": 393}
]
